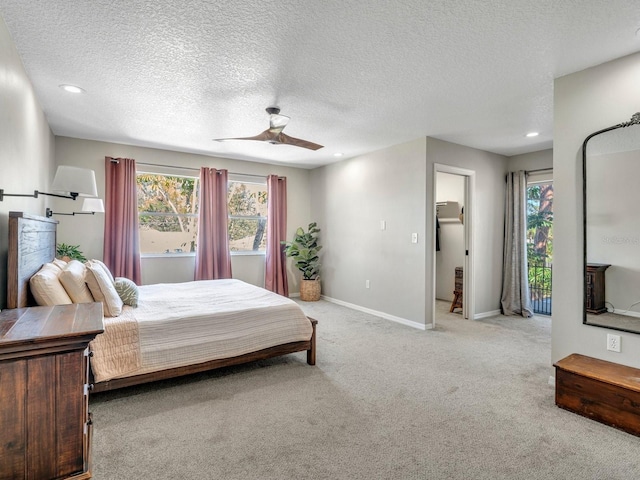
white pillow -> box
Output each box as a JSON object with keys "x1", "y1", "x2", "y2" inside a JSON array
[
  {"x1": 52, "y1": 258, "x2": 68, "y2": 270},
  {"x1": 30, "y1": 263, "x2": 73, "y2": 306},
  {"x1": 59, "y1": 260, "x2": 94, "y2": 303},
  {"x1": 85, "y1": 260, "x2": 122, "y2": 317},
  {"x1": 90, "y1": 259, "x2": 115, "y2": 284}
]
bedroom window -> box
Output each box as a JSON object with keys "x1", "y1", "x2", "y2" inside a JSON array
[
  {"x1": 137, "y1": 172, "x2": 199, "y2": 255},
  {"x1": 227, "y1": 178, "x2": 268, "y2": 254}
]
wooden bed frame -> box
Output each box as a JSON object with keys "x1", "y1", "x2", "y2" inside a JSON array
[{"x1": 7, "y1": 211, "x2": 317, "y2": 393}]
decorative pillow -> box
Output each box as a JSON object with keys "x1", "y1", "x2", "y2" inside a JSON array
[
  {"x1": 115, "y1": 277, "x2": 139, "y2": 307},
  {"x1": 52, "y1": 258, "x2": 68, "y2": 270},
  {"x1": 85, "y1": 260, "x2": 123, "y2": 317},
  {"x1": 90, "y1": 259, "x2": 115, "y2": 284},
  {"x1": 30, "y1": 263, "x2": 73, "y2": 306},
  {"x1": 59, "y1": 260, "x2": 94, "y2": 303}
]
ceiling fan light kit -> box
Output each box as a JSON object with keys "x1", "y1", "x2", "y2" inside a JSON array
[{"x1": 216, "y1": 107, "x2": 324, "y2": 151}]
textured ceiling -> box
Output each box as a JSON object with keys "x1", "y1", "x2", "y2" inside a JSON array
[{"x1": 1, "y1": 1, "x2": 640, "y2": 168}]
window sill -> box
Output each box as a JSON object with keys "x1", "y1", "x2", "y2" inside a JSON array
[
  {"x1": 141, "y1": 253, "x2": 195, "y2": 259},
  {"x1": 140, "y1": 251, "x2": 266, "y2": 259}
]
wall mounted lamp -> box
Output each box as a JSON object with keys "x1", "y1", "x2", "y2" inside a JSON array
[
  {"x1": 46, "y1": 198, "x2": 105, "y2": 218},
  {"x1": 0, "y1": 165, "x2": 98, "y2": 201}
]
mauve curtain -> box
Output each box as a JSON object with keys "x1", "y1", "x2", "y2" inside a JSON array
[
  {"x1": 103, "y1": 157, "x2": 142, "y2": 284},
  {"x1": 501, "y1": 170, "x2": 534, "y2": 317},
  {"x1": 195, "y1": 168, "x2": 232, "y2": 280},
  {"x1": 265, "y1": 175, "x2": 289, "y2": 296}
]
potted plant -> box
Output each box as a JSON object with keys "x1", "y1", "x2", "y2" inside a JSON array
[
  {"x1": 282, "y1": 222, "x2": 322, "y2": 301},
  {"x1": 56, "y1": 243, "x2": 87, "y2": 262}
]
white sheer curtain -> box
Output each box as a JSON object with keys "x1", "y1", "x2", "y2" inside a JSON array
[{"x1": 501, "y1": 171, "x2": 533, "y2": 317}]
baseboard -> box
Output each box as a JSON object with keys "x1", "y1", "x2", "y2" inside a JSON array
[
  {"x1": 473, "y1": 309, "x2": 501, "y2": 320},
  {"x1": 612, "y1": 308, "x2": 640, "y2": 318},
  {"x1": 548, "y1": 375, "x2": 555, "y2": 386},
  {"x1": 321, "y1": 295, "x2": 428, "y2": 330},
  {"x1": 289, "y1": 292, "x2": 300, "y2": 298}
]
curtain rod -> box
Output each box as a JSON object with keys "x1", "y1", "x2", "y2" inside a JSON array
[
  {"x1": 526, "y1": 167, "x2": 553, "y2": 174},
  {"x1": 111, "y1": 159, "x2": 268, "y2": 178}
]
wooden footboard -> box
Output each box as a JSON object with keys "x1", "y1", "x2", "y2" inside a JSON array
[{"x1": 91, "y1": 317, "x2": 317, "y2": 393}]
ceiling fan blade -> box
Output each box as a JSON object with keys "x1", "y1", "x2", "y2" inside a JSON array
[
  {"x1": 215, "y1": 129, "x2": 277, "y2": 143},
  {"x1": 276, "y1": 133, "x2": 324, "y2": 151}
]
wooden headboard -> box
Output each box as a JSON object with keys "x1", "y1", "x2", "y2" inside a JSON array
[{"x1": 7, "y1": 212, "x2": 58, "y2": 308}]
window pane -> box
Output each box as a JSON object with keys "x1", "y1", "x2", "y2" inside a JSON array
[
  {"x1": 137, "y1": 173, "x2": 199, "y2": 255},
  {"x1": 138, "y1": 173, "x2": 199, "y2": 215},
  {"x1": 227, "y1": 182, "x2": 268, "y2": 216},
  {"x1": 228, "y1": 218, "x2": 267, "y2": 252}
]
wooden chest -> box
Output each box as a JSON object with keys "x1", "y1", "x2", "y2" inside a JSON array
[{"x1": 554, "y1": 353, "x2": 640, "y2": 436}]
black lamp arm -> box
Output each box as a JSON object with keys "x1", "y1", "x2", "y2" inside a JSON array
[
  {"x1": 0, "y1": 189, "x2": 78, "y2": 201},
  {"x1": 46, "y1": 208, "x2": 96, "y2": 217}
]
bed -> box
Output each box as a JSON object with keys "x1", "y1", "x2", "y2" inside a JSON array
[{"x1": 6, "y1": 211, "x2": 317, "y2": 392}]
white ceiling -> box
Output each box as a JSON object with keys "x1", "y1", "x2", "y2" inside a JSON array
[{"x1": 1, "y1": 1, "x2": 639, "y2": 169}]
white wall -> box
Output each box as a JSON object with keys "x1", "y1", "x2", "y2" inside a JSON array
[
  {"x1": 508, "y1": 149, "x2": 553, "y2": 172},
  {"x1": 553, "y1": 51, "x2": 640, "y2": 367},
  {"x1": 53, "y1": 137, "x2": 311, "y2": 290},
  {"x1": 0, "y1": 17, "x2": 55, "y2": 309},
  {"x1": 435, "y1": 172, "x2": 465, "y2": 301},
  {"x1": 310, "y1": 136, "x2": 507, "y2": 327},
  {"x1": 426, "y1": 138, "x2": 508, "y2": 317},
  {"x1": 310, "y1": 138, "x2": 428, "y2": 325}
]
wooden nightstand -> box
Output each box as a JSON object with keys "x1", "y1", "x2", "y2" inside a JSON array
[
  {"x1": 586, "y1": 263, "x2": 610, "y2": 314},
  {"x1": 0, "y1": 303, "x2": 104, "y2": 480}
]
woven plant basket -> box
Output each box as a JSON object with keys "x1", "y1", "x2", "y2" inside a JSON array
[{"x1": 300, "y1": 279, "x2": 321, "y2": 301}]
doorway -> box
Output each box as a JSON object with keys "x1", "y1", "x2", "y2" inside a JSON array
[
  {"x1": 432, "y1": 164, "x2": 475, "y2": 324},
  {"x1": 526, "y1": 179, "x2": 553, "y2": 315}
]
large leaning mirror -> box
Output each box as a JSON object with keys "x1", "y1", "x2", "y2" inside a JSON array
[{"x1": 584, "y1": 112, "x2": 640, "y2": 333}]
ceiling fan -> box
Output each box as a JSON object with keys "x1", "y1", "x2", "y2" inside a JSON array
[{"x1": 215, "y1": 107, "x2": 324, "y2": 151}]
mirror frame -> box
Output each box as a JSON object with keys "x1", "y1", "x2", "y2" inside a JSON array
[{"x1": 582, "y1": 112, "x2": 640, "y2": 332}]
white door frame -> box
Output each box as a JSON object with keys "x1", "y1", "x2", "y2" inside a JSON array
[{"x1": 432, "y1": 163, "x2": 476, "y2": 324}]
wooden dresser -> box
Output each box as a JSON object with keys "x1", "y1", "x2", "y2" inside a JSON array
[
  {"x1": 586, "y1": 263, "x2": 610, "y2": 314},
  {"x1": 0, "y1": 303, "x2": 104, "y2": 480}
]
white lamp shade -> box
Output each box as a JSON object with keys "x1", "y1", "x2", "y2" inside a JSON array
[
  {"x1": 81, "y1": 198, "x2": 105, "y2": 213},
  {"x1": 51, "y1": 166, "x2": 98, "y2": 197}
]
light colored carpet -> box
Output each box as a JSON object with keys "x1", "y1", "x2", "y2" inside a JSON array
[{"x1": 90, "y1": 300, "x2": 639, "y2": 479}]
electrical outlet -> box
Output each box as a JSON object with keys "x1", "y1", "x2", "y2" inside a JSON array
[
  {"x1": 411, "y1": 233, "x2": 418, "y2": 243},
  {"x1": 607, "y1": 333, "x2": 621, "y2": 352},
  {"x1": 365, "y1": 280, "x2": 370, "y2": 289}
]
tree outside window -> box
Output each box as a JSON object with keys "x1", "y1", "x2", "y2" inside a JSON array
[{"x1": 137, "y1": 173, "x2": 199, "y2": 254}]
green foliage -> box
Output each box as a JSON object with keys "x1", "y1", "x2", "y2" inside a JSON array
[
  {"x1": 56, "y1": 243, "x2": 87, "y2": 262},
  {"x1": 526, "y1": 183, "x2": 553, "y2": 299},
  {"x1": 282, "y1": 222, "x2": 322, "y2": 280}
]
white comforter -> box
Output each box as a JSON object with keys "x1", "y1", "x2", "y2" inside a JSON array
[{"x1": 92, "y1": 279, "x2": 313, "y2": 382}]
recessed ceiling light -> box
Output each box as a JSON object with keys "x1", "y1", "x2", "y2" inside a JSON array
[
  {"x1": 59, "y1": 84, "x2": 85, "y2": 94},
  {"x1": 525, "y1": 132, "x2": 539, "y2": 138},
  {"x1": 333, "y1": 152, "x2": 344, "y2": 157}
]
